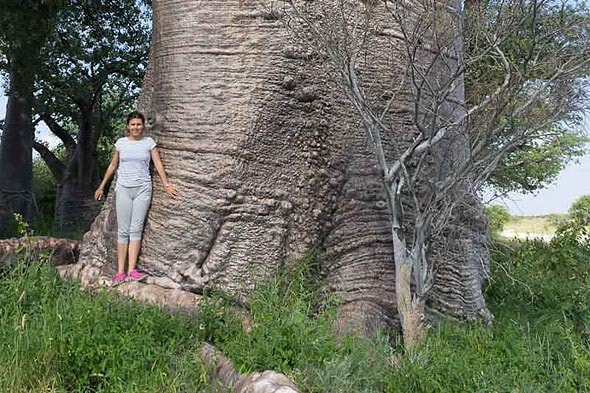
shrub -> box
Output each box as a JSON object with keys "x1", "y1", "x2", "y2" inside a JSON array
[
  {"x1": 568, "y1": 195, "x2": 590, "y2": 227},
  {"x1": 485, "y1": 204, "x2": 511, "y2": 235}
]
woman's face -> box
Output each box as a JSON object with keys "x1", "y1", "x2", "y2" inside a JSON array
[{"x1": 127, "y1": 118, "x2": 144, "y2": 139}]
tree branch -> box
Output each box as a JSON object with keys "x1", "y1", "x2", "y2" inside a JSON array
[
  {"x1": 33, "y1": 140, "x2": 66, "y2": 183},
  {"x1": 40, "y1": 113, "x2": 77, "y2": 157}
]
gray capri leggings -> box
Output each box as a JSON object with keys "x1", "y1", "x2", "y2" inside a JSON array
[{"x1": 115, "y1": 182, "x2": 152, "y2": 244}]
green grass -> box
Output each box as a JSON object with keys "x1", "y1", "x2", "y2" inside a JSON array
[
  {"x1": 0, "y1": 260, "x2": 208, "y2": 392},
  {"x1": 1, "y1": 236, "x2": 589, "y2": 392}
]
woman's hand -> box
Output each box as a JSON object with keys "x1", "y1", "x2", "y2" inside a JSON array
[
  {"x1": 164, "y1": 184, "x2": 179, "y2": 198},
  {"x1": 94, "y1": 187, "x2": 104, "y2": 201}
]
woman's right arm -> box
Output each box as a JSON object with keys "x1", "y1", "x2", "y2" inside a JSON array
[{"x1": 94, "y1": 150, "x2": 120, "y2": 201}]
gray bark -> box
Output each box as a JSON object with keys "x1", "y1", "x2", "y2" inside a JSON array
[
  {"x1": 74, "y1": 0, "x2": 491, "y2": 331},
  {"x1": 50, "y1": 106, "x2": 102, "y2": 236},
  {"x1": 0, "y1": 69, "x2": 35, "y2": 237}
]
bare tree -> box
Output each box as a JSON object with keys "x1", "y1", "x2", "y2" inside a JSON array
[{"x1": 283, "y1": 0, "x2": 590, "y2": 348}]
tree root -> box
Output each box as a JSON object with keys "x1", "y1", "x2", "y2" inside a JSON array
[
  {"x1": 0, "y1": 236, "x2": 80, "y2": 266},
  {"x1": 201, "y1": 343, "x2": 300, "y2": 393}
]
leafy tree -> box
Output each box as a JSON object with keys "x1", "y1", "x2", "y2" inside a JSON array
[
  {"x1": 486, "y1": 204, "x2": 511, "y2": 235},
  {"x1": 489, "y1": 132, "x2": 588, "y2": 194},
  {"x1": 30, "y1": 0, "x2": 151, "y2": 234},
  {"x1": 0, "y1": 0, "x2": 61, "y2": 237},
  {"x1": 465, "y1": 0, "x2": 590, "y2": 195},
  {"x1": 568, "y1": 194, "x2": 590, "y2": 227}
]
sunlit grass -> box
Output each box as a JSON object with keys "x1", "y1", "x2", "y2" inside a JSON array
[{"x1": 1, "y1": 236, "x2": 588, "y2": 392}]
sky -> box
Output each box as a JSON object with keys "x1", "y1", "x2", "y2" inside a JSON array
[
  {"x1": 1, "y1": 90, "x2": 589, "y2": 216},
  {"x1": 496, "y1": 153, "x2": 590, "y2": 216},
  {"x1": 0, "y1": 91, "x2": 60, "y2": 149}
]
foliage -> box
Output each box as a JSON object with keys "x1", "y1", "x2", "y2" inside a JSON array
[
  {"x1": 5, "y1": 212, "x2": 33, "y2": 239},
  {"x1": 546, "y1": 195, "x2": 590, "y2": 242},
  {"x1": 35, "y1": 0, "x2": 151, "y2": 138},
  {"x1": 0, "y1": 0, "x2": 61, "y2": 77},
  {"x1": 31, "y1": 155, "x2": 57, "y2": 235},
  {"x1": 31, "y1": 0, "x2": 151, "y2": 177},
  {"x1": 567, "y1": 194, "x2": 590, "y2": 227},
  {"x1": 465, "y1": 0, "x2": 590, "y2": 194},
  {"x1": 485, "y1": 204, "x2": 511, "y2": 234},
  {"x1": 489, "y1": 132, "x2": 588, "y2": 194}
]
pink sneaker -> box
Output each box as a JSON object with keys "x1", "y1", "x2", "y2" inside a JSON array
[
  {"x1": 127, "y1": 269, "x2": 146, "y2": 282},
  {"x1": 112, "y1": 273, "x2": 127, "y2": 287}
]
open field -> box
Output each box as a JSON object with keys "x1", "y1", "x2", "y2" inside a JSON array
[{"x1": 501, "y1": 214, "x2": 567, "y2": 241}]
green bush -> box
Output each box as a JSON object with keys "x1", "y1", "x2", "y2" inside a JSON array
[
  {"x1": 486, "y1": 238, "x2": 590, "y2": 390},
  {"x1": 485, "y1": 204, "x2": 511, "y2": 234},
  {"x1": 568, "y1": 195, "x2": 590, "y2": 227}
]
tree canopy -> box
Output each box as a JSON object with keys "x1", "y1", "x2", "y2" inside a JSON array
[
  {"x1": 465, "y1": 0, "x2": 590, "y2": 195},
  {"x1": 32, "y1": 0, "x2": 151, "y2": 179},
  {"x1": 568, "y1": 194, "x2": 590, "y2": 226}
]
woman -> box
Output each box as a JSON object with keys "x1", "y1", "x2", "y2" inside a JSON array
[{"x1": 94, "y1": 111, "x2": 178, "y2": 286}]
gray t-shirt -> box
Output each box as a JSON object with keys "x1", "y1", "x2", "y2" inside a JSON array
[{"x1": 115, "y1": 136, "x2": 156, "y2": 187}]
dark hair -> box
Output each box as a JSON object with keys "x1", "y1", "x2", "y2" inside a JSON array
[{"x1": 126, "y1": 111, "x2": 145, "y2": 125}]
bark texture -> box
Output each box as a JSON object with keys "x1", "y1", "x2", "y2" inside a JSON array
[
  {"x1": 0, "y1": 70, "x2": 35, "y2": 237},
  {"x1": 74, "y1": 0, "x2": 491, "y2": 331}
]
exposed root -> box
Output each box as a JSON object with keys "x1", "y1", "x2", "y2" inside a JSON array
[
  {"x1": 0, "y1": 236, "x2": 80, "y2": 266},
  {"x1": 201, "y1": 343, "x2": 301, "y2": 393}
]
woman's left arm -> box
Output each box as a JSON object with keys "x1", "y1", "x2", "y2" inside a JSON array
[{"x1": 151, "y1": 147, "x2": 179, "y2": 198}]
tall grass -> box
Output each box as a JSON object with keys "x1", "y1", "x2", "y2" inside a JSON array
[
  {"x1": 0, "y1": 259, "x2": 208, "y2": 392},
  {"x1": 0, "y1": 235, "x2": 588, "y2": 392}
]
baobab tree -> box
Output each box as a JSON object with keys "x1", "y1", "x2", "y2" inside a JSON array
[
  {"x1": 3, "y1": 0, "x2": 577, "y2": 353},
  {"x1": 32, "y1": 0, "x2": 150, "y2": 235},
  {"x1": 64, "y1": 0, "x2": 495, "y2": 339},
  {"x1": 283, "y1": 0, "x2": 590, "y2": 346},
  {"x1": 0, "y1": 1, "x2": 59, "y2": 237}
]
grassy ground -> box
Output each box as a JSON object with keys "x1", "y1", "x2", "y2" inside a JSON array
[
  {"x1": 503, "y1": 214, "x2": 567, "y2": 236},
  {"x1": 1, "y1": 235, "x2": 589, "y2": 392},
  {"x1": 505, "y1": 216, "x2": 554, "y2": 234}
]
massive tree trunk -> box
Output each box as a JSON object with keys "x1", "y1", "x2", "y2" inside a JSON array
[
  {"x1": 0, "y1": 67, "x2": 35, "y2": 237},
  {"x1": 53, "y1": 106, "x2": 102, "y2": 235},
  {"x1": 34, "y1": 106, "x2": 106, "y2": 236},
  {"x1": 70, "y1": 0, "x2": 491, "y2": 332},
  {"x1": 0, "y1": 2, "x2": 55, "y2": 238},
  {"x1": 54, "y1": 171, "x2": 102, "y2": 236}
]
